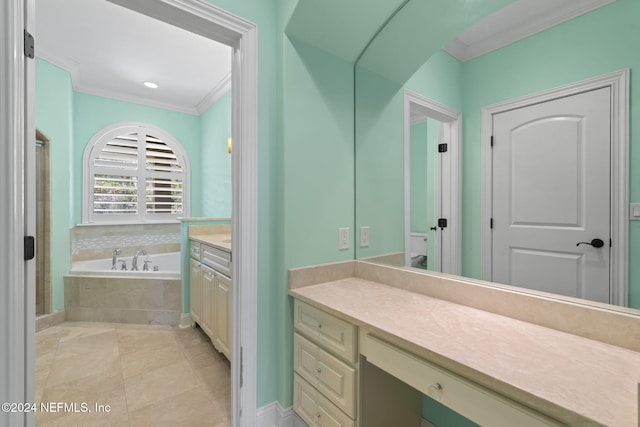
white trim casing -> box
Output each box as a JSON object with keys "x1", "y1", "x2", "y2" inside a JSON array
[
  {"x1": 1, "y1": 0, "x2": 34, "y2": 426},
  {"x1": 404, "y1": 90, "x2": 462, "y2": 275},
  {"x1": 481, "y1": 69, "x2": 629, "y2": 306},
  {"x1": 256, "y1": 402, "x2": 305, "y2": 427},
  {"x1": 83, "y1": 0, "x2": 259, "y2": 425}
]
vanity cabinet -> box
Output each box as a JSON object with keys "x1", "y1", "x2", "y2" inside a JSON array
[
  {"x1": 293, "y1": 298, "x2": 562, "y2": 427},
  {"x1": 293, "y1": 300, "x2": 359, "y2": 427},
  {"x1": 189, "y1": 239, "x2": 232, "y2": 360}
]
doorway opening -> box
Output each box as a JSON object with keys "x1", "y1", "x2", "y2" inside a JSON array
[
  {"x1": 31, "y1": 0, "x2": 258, "y2": 425},
  {"x1": 403, "y1": 90, "x2": 461, "y2": 275}
]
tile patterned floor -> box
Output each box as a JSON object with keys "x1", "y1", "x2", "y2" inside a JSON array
[{"x1": 36, "y1": 322, "x2": 230, "y2": 426}]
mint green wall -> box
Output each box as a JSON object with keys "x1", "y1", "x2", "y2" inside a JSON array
[
  {"x1": 200, "y1": 91, "x2": 232, "y2": 217},
  {"x1": 280, "y1": 37, "x2": 355, "y2": 405},
  {"x1": 460, "y1": 0, "x2": 640, "y2": 309},
  {"x1": 72, "y1": 92, "x2": 203, "y2": 219},
  {"x1": 355, "y1": 68, "x2": 404, "y2": 258},
  {"x1": 35, "y1": 58, "x2": 73, "y2": 312},
  {"x1": 406, "y1": 50, "x2": 463, "y2": 112},
  {"x1": 411, "y1": 121, "x2": 430, "y2": 234},
  {"x1": 355, "y1": 51, "x2": 462, "y2": 260}
]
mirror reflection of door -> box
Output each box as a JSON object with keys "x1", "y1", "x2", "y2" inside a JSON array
[
  {"x1": 410, "y1": 118, "x2": 443, "y2": 271},
  {"x1": 491, "y1": 87, "x2": 611, "y2": 303},
  {"x1": 404, "y1": 91, "x2": 461, "y2": 275}
]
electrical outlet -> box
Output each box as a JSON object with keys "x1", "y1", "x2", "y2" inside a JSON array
[
  {"x1": 339, "y1": 227, "x2": 350, "y2": 250},
  {"x1": 360, "y1": 226, "x2": 370, "y2": 247}
]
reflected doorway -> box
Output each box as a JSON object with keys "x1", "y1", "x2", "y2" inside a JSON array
[
  {"x1": 404, "y1": 90, "x2": 461, "y2": 275},
  {"x1": 35, "y1": 129, "x2": 51, "y2": 316}
]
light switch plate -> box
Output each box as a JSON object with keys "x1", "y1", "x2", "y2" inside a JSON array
[
  {"x1": 339, "y1": 227, "x2": 349, "y2": 250},
  {"x1": 630, "y1": 203, "x2": 640, "y2": 220},
  {"x1": 360, "y1": 226, "x2": 370, "y2": 247}
]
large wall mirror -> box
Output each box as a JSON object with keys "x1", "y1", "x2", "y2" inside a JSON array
[{"x1": 354, "y1": 0, "x2": 640, "y2": 313}]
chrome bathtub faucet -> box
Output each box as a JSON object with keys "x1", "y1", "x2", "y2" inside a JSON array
[
  {"x1": 112, "y1": 248, "x2": 122, "y2": 270},
  {"x1": 143, "y1": 260, "x2": 152, "y2": 271},
  {"x1": 132, "y1": 249, "x2": 147, "y2": 271}
]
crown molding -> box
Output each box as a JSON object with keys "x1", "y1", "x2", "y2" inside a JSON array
[
  {"x1": 195, "y1": 71, "x2": 231, "y2": 114},
  {"x1": 36, "y1": 48, "x2": 209, "y2": 116},
  {"x1": 444, "y1": 0, "x2": 616, "y2": 62}
]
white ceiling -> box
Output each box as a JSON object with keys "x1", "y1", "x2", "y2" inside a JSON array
[{"x1": 35, "y1": 0, "x2": 232, "y2": 115}]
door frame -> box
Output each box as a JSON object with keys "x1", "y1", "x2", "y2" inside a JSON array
[
  {"x1": 404, "y1": 90, "x2": 461, "y2": 275},
  {"x1": 2, "y1": 0, "x2": 258, "y2": 425},
  {"x1": 480, "y1": 69, "x2": 629, "y2": 306}
]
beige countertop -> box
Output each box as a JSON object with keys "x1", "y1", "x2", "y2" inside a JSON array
[
  {"x1": 290, "y1": 277, "x2": 640, "y2": 426},
  {"x1": 189, "y1": 233, "x2": 231, "y2": 252}
]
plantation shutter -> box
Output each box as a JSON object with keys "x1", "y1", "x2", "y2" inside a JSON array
[
  {"x1": 144, "y1": 134, "x2": 184, "y2": 214},
  {"x1": 87, "y1": 125, "x2": 188, "y2": 222}
]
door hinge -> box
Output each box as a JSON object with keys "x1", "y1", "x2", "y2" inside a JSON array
[
  {"x1": 24, "y1": 236, "x2": 35, "y2": 261},
  {"x1": 490, "y1": 218, "x2": 494, "y2": 229},
  {"x1": 438, "y1": 218, "x2": 448, "y2": 229},
  {"x1": 490, "y1": 136, "x2": 494, "y2": 147},
  {"x1": 610, "y1": 238, "x2": 612, "y2": 248},
  {"x1": 240, "y1": 346, "x2": 243, "y2": 388},
  {"x1": 438, "y1": 143, "x2": 448, "y2": 153},
  {"x1": 24, "y1": 30, "x2": 34, "y2": 59}
]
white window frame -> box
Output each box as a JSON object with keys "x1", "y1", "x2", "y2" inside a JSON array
[{"x1": 82, "y1": 122, "x2": 191, "y2": 224}]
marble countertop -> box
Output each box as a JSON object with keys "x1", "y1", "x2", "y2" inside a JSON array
[
  {"x1": 189, "y1": 233, "x2": 231, "y2": 252},
  {"x1": 290, "y1": 277, "x2": 640, "y2": 426}
]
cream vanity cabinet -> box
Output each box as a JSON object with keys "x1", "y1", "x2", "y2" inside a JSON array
[
  {"x1": 293, "y1": 300, "x2": 359, "y2": 427},
  {"x1": 189, "y1": 239, "x2": 232, "y2": 360},
  {"x1": 293, "y1": 299, "x2": 562, "y2": 427}
]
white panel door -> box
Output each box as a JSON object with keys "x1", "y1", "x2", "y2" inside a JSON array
[{"x1": 492, "y1": 87, "x2": 611, "y2": 303}]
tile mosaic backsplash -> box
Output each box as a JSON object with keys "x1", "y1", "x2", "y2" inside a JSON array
[{"x1": 71, "y1": 223, "x2": 180, "y2": 262}]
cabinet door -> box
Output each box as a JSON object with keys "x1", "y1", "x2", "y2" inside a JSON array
[
  {"x1": 214, "y1": 273, "x2": 231, "y2": 359},
  {"x1": 189, "y1": 259, "x2": 201, "y2": 323},
  {"x1": 201, "y1": 264, "x2": 216, "y2": 340}
]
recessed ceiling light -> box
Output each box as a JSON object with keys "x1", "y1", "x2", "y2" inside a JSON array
[{"x1": 144, "y1": 81, "x2": 158, "y2": 89}]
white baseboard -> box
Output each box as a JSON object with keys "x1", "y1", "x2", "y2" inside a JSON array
[
  {"x1": 179, "y1": 313, "x2": 192, "y2": 329},
  {"x1": 256, "y1": 401, "x2": 306, "y2": 427}
]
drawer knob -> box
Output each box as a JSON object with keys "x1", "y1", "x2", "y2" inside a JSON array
[
  {"x1": 428, "y1": 382, "x2": 443, "y2": 399},
  {"x1": 316, "y1": 323, "x2": 322, "y2": 329},
  {"x1": 313, "y1": 367, "x2": 322, "y2": 376},
  {"x1": 315, "y1": 412, "x2": 321, "y2": 421}
]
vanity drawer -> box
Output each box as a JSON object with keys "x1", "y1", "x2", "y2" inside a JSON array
[
  {"x1": 294, "y1": 333, "x2": 356, "y2": 418},
  {"x1": 294, "y1": 373, "x2": 355, "y2": 427},
  {"x1": 294, "y1": 300, "x2": 357, "y2": 363},
  {"x1": 201, "y1": 244, "x2": 232, "y2": 277},
  {"x1": 189, "y1": 241, "x2": 201, "y2": 260},
  {"x1": 361, "y1": 334, "x2": 563, "y2": 427}
]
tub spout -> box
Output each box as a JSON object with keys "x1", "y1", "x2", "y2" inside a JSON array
[
  {"x1": 112, "y1": 248, "x2": 122, "y2": 270},
  {"x1": 132, "y1": 249, "x2": 147, "y2": 271}
]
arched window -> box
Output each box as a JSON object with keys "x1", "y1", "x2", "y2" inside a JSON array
[{"x1": 83, "y1": 123, "x2": 190, "y2": 223}]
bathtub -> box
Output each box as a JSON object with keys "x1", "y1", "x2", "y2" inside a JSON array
[
  {"x1": 71, "y1": 251, "x2": 180, "y2": 278},
  {"x1": 65, "y1": 251, "x2": 182, "y2": 325}
]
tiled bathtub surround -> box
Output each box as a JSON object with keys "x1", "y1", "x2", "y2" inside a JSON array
[
  {"x1": 71, "y1": 223, "x2": 180, "y2": 263},
  {"x1": 64, "y1": 275, "x2": 181, "y2": 326}
]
